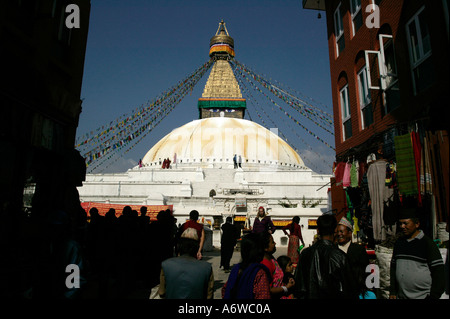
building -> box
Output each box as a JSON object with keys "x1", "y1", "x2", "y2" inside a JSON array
[
  {"x1": 77, "y1": 21, "x2": 332, "y2": 248},
  {"x1": 0, "y1": 0, "x2": 90, "y2": 297},
  {"x1": 303, "y1": 0, "x2": 448, "y2": 242}
]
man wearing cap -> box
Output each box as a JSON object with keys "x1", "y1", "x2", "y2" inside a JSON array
[
  {"x1": 294, "y1": 214, "x2": 358, "y2": 299},
  {"x1": 336, "y1": 217, "x2": 372, "y2": 298},
  {"x1": 389, "y1": 208, "x2": 445, "y2": 299}
]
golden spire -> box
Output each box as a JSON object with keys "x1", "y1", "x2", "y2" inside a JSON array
[
  {"x1": 209, "y1": 20, "x2": 235, "y2": 58},
  {"x1": 199, "y1": 20, "x2": 245, "y2": 119}
]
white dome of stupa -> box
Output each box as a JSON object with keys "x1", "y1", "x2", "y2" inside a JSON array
[{"x1": 142, "y1": 117, "x2": 305, "y2": 169}]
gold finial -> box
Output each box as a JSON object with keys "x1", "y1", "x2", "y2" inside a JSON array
[
  {"x1": 215, "y1": 19, "x2": 230, "y2": 36},
  {"x1": 209, "y1": 20, "x2": 235, "y2": 58}
]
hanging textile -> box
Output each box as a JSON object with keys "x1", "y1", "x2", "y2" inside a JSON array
[
  {"x1": 334, "y1": 162, "x2": 346, "y2": 185},
  {"x1": 350, "y1": 160, "x2": 359, "y2": 187},
  {"x1": 411, "y1": 131, "x2": 422, "y2": 206},
  {"x1": 358, "y1": 161, "x2": 368, "y2": 187},
  {"x1": 343, "y1": 162, "x2": 352, "y2": 187},
  {"x1": 352, "y1": 216, "x2": 360, "y2": 235},
  {"x1": 394, "y1": 133, "x2": 418, "y2": 196},
  {"x1": 425, "y1": 130, "x2": 449, "y2": 223},
  {"x1": 367, "y1": 160, "x2": 393, "y2": 241},
  {"x1": 331, "y1": 177, "x2": 348, "y2": 221}
]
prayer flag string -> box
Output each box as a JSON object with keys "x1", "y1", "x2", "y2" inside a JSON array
[
  {"x1": 236, "y1": 69, "x2": 332, "y2": 173},
  {"x1": 231, "y1": 60, "x2": 335, "y2": 151},
  {"x1": 232, "y1": 60, "x2": 334, "y2": 131},
  {"x1": 77, "y1": 59, "x2": 213, "y2": 172}
]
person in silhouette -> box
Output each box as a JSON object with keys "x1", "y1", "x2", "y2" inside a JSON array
[
  {"x1": 178, "y1": 210, "x2": 205, "y2": 260},
  {"x1": 220, "y1": 217, "x2": 240, "y2": 272},
  {"x1": 46, "y1": 209, "x2": 87, "y2": 299},
  {"x1": 158, "y1": 237, "x2": 214, "y2": 299},
  {"x1": 294, "y1": 214, "x2": 357, "y2": 299}
]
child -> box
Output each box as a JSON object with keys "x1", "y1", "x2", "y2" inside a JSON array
[{"x1": 276, "y1": 255, "x2": 295, "y2": 299}]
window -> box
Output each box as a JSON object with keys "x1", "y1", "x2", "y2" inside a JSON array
[
  {"x1": 380, "y1": 34, "x2": 401, "y2": 113},
  {"x1": 334, "y1": 3, "x2": 345, "y2": 57},
  {"x1": 380, "y1": 35, "x2": 397, "y2": 88},
  {"x1": 364, "y1": 32, "x2": 401, "y2": 113},
  {"x1": 340, "y1": 85, "x2": 352, "y2": 140},
  {"x1": 350, "y1": 0, "x2": 363, "y2": 36},
  {"x1": 406, "y1": 7, "x2": 434, "y2": 94},
  {"x1": 357, "y1": 66, "x2": 373, "y2": 129},
  {"x1": 364, "y1": 50, "x2": 382, "y2": 90}
]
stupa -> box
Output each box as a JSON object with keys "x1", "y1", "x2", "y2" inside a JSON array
[{"x1": 77, "y1": 21, "x2": 332, "y2": 248}]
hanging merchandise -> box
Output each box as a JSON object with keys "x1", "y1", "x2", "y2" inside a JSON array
[
  {"x1": 350, "y1": 160, "x2": 359, "y2": 188},
  {"x1": 352, "y1": 216, "x2": 360, "y2": 235},
  {"x1": 394, "y1": 133, "x2": 418, "y2": 196},
  {"x1": 345, "y1": 189, "x2": 353, "y2": 222},
  {"x1": 411, "y1": 131, "x2": 422, "y2": 206},
  {"x1": 342, "y1": 162, "x2": 352, "y2": 187},
  {"x1": 385, "y1": 161, "x2": 397, "y2": 188},
  {"x1": 358, "y1": 161, "x2": 368, "y2": 187},
  {"x1": 424, "y1": 130, "x2": 449, "y2": 223},
  {"x1": 359, "y1": 171, "x2": 375, "y2": 248},
  {"x1": 383, "y1": 189, "x2": 400, "y2": 227},
  {"x1": 367, "y1": 159, "x2": 394, "y2": 241},
  {"x1": 346, "y1": 187, "x2": 362, "y2": 219},
  {"x1": 334, "y1": 162, "x2": 346, "y2": 186}
]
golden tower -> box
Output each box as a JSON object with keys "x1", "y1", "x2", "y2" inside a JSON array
[{"x1": 198, "y1": 20, "x2": 246, "y2": 119}]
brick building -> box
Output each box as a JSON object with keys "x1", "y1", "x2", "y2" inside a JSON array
[{"x1": 303, "y1": 0, "x2": 448, "y2": 242}]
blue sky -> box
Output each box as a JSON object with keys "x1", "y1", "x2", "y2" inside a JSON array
[{"x1": 77, "y1": 0, "x2": 335, "y2": 173}]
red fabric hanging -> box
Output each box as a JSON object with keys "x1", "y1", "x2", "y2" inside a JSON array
[{"x1": 334, "y1": 162, "x2": 346, "y2": 185}]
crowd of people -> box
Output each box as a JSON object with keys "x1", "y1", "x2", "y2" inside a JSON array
[
  {"x1": 14, "y1": 202, "x2": 446, "y2": 300},
  {"x1": 220, "y1": 207, "x2": 446, "y2": 300},
  {"x1": 83, "y1": 206, "x2": 179, "y2": 298}
]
